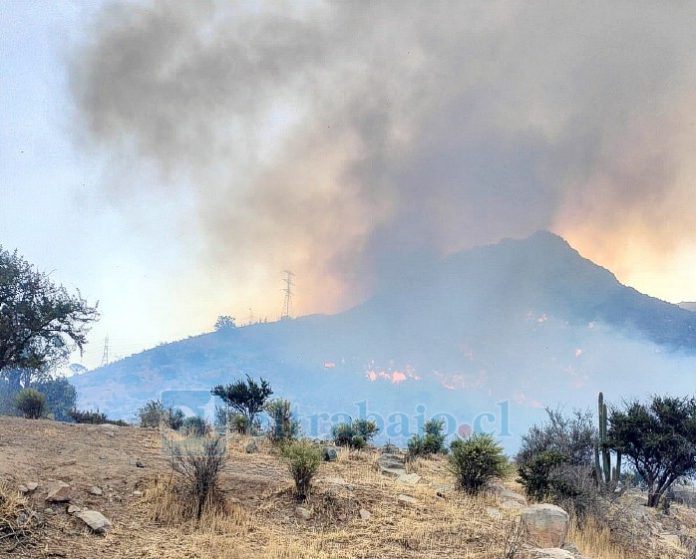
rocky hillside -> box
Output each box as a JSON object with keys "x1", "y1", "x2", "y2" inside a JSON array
[
  {"x1": 71, "y1": 233, "x2": 696, "y2": 450},
  {"x1": 2, "y1": 417, "x2": 696, "y2": 558}
]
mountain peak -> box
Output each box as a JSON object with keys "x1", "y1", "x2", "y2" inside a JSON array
[{"x1": 500, "y1": 230, "x2": 574, "y2": 253}]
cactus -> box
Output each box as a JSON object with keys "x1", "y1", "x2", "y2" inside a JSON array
[{"x1": 595, "y1": 392, "x2": 621, "y2": 489}]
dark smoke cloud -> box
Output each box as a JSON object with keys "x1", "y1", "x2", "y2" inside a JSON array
[{"x1": 70, "y1": 1, "x2": 696, "y2": 313}]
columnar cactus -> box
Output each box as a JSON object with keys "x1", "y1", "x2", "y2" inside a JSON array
[{"x1": 595, "y1": 392, "x2": 621, "y2": 488}]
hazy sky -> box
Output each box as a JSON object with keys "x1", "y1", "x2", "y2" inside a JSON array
[{"x1": 3, "y1": 1, "x2": 696, "y2": 369}]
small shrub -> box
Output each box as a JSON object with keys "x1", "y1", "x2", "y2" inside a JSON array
[
  {"x1": 214, "y1": 405, "x2": 229, "y2": 430},
  {"x1": 69, "y1": 408, "x2": 128, "y2": 426},
  {"x1": 69, "y1": 408, "x2": 107, "y2": 424},
  {"x1": 408, "y1": 434, "x2": 425, "y2": 457},
  {"x1": 332, "y1": 422, "x2": 354, "y2": 446},
  {"x1": 449, "y1": 433, "x2": 507, "y2": 494},
  {"x1": 169, "y1": 436, "x2": 227, "y2": 520},
  {"x1": 229, "y1": 413, "x2": 250, "y2": 434},
  {"x1": 266, "y1": 398, "x2": 299, "y2": 443},
  {"x1": 332, "y1": 419, "x2": 379, "y2": 449},
  {"x1": 408, "y1": 418, "x2": 447, "y2": 458},
  {"x1": 282, "y1": 440, "x2": 322, "y2": 500},
  {"x1": 14, "y1": 389, "x2": 45, "y2": 419},
  {"x1": 139, "y1": 400, "x2": 167, "y2": 428},
  {"x1": 182, "y1": 416, "x2": 210, "y2": 437},
  {"x1": 168, "y1": 408, "x2": 185, "y2": 431},
  {"x1": 353, "y1": 419, "x2": 379, "y2": 441},
  {"x1": 351, "y1": 435, "x2": 366, "y2": 450}
]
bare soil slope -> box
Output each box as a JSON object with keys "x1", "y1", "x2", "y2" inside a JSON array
[{"x1": 0, "y1": 417, "x2": 516, "y2": 558}]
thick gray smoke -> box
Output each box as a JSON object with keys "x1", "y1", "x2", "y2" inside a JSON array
[{"x1": 70, "y1": 1, "x2": 696, "y2": 313}]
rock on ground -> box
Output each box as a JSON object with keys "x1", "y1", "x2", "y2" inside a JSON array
[
  {"x1": 397, "y1": 473, "x2": 421, "y2": 485},
  {"x1": 378, "y1": 452, "x2": 407, "y2": 477},
  {"x1": 75, "y1": 510, "x2": 112, "y2": 533},
  {"x1": 520, "y1": 548, "x2": 575, "y2": 559},
  {"x1": 520, "y1": 504, "x2": 569, "y2": 548},
  {"x1": 45, "y1": 481, "x2": 71, "y2": 503},
  {"x1": 323, "y1": 447, "x2": 338, "y2": 461},
  {"x1": 397, "y1": 494, "x2": 417, "y2": 505},
  {"x1": 295, "y1": 506, "x2": 312, "y2": 520}
]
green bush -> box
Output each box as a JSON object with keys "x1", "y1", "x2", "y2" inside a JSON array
[
  {"x1": 266, "y1": 399, "x2": 299, "y2": 443},
  {"x1": 332, "y1": 419, "x2": 379, "y2": 449},
  {"x1": 517, "y1": 450, "x2": 568, "y2": 501},
  {"x1": 408, "y1": 418, "x2": 447, "y2": 458},
  {"x1": 449, "y1": 433, "x2": 507, "y2": 494},
  {"x1": 182, "y1": 416, "x2": 210, "y2": 437},
  {"x1": 282, "y1": 440, "x2": 322, "y2": 500},
  {"x1": 15, "y1": 388, "x2": 45, "y2": 419}
]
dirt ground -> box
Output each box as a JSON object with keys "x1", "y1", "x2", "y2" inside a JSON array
[{"x1": 0, "y1": 416, "x2": 521, "y2": 559}]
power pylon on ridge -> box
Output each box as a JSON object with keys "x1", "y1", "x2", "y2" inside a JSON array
[
  {"x1": 281, "y1": 270, "x2": 295, "y2": 320},
  {"x1": 101, "y1": 335, "x2": 110, "y2": 367}
]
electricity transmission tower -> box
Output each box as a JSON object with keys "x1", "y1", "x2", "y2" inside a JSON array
[
  {"x1": 281, "y1": 270, "x2": 295, "y2": 320},
  {"x1": 101, "y1": 335, "x2": 110, "y2": 367}
]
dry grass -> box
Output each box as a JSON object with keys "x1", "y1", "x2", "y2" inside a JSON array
[
  {"x1": 569, "y1": 516, "x2": 631, "y2": 559},
  {"x1": 9, "y1": 416, "x2": 696, "y2": 558},
  {"x1": 0, "y1": 479, "x2": 41, "y2": 553},
  {"x1": 145, "y1": 474, "x2": 248, "y2": 535}
]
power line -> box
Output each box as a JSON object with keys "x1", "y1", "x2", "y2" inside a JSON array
[
  {"x1": 281, "y1": 270, "x2": 295, "y2": 320},
  {"x1": 100, "y1": 335, "x2": 110, "y2": 367}
]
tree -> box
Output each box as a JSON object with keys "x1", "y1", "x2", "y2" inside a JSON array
[
  {"x1": 609, "y1": 395, "x2": 696, "y2": 507},
  {"x1": 0, "y1": 247, "x2": 98, "y2": 390},
  {"x1": 214, "y1": 315, "x2": 236, "y2": 331},
  {"x1": 37, "y1": 376, "x2": 76, "y2": 421},
  {"x1": 211, "y1": 375, "x2": 272, "y2": 434}
]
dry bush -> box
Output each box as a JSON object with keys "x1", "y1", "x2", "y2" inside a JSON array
[
  {"x1": 145, "y1": 475, "x2": 247, "y2": 535},
  {"x1": 166, "y1": 435, "x2": 228, "y2": 520},
  {"x1": 0, "y1": 480, "x2": 41, "y2": 553}
]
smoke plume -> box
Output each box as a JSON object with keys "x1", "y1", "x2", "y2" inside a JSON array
[{"x1": 70, "y1": 1, "x2": 696, "y2": 314}]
